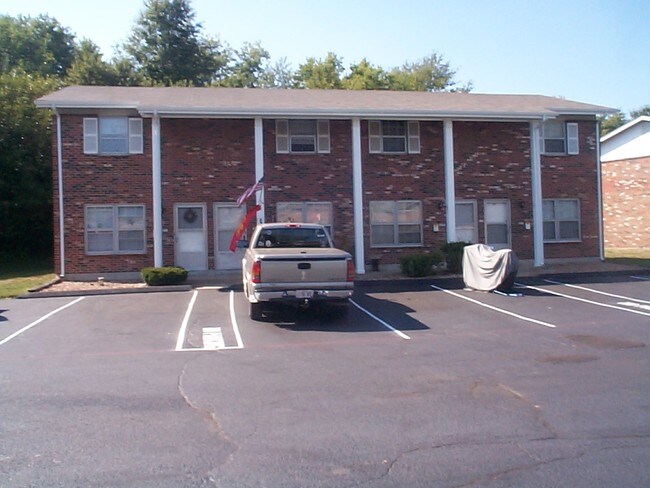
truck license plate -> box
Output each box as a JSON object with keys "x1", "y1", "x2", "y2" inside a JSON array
[{"x1": 296, "y1": 290, "x2": 314, "y2": 299}]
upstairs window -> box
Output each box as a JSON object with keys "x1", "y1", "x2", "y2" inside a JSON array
[
  {"x1": 276, "y1": 119, "x2": 330, "y2": 154},
  {"x1": 543, "y1": 199, "x2": 581, "y2": 242},
  {"x1": 541, "y1": 121, "x2": 579, "y2": 155},
  {"x1": 369, "y1": 120, "x2": 420, "y2": 154},
  {"x1": 83, "y1": 117, "x2": 143, "y2": 155}
]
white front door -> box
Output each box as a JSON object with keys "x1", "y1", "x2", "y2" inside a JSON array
[
  {"x1": 214, "y1": 204, "x2": 246, "y2": 270},
  {"x1": 174, "y1": 204, "x2": 208, "y2": 271},
  {"x1": 484, "y1": 200, "x2": 511, "y2": 250}
]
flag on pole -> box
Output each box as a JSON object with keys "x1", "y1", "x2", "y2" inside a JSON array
[
  {"x1": 229, "y1": 205, "x2": 261, "y2": 252},
  {"x1": 236, "y1": 177, "x2": 264, "y2": 207}
]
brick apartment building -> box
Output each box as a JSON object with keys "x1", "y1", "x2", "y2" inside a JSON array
[
  {"x1": 600, "y1": 116, "x2": 650, "y2": 249},
  {"x1": 36, "y1": 86, "x2": 612, "y2": 279}
]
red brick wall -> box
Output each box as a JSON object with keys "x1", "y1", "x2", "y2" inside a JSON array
[
  {"x1": 602, "y1": 156, "x2": 650, "y2": 248},
  {"x1": 54, "y1": 115, "x2": 154, "y2": 276},
  {"x1": 541, "y1": 121, "x2": 600, "y2": 259},
  {"x1": 161, "y1": 118, "x2": 256, "y2": 267},
  {"x1": 454, "y1": 121, "x2": 533, "y2": 259},
  {"x1": 360, "y1": 120, "x2": 446, "y2": 264}
]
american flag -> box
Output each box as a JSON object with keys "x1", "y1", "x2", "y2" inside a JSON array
[{"x1": 236, "y1": 177, "x2": 264, "y2": 207}]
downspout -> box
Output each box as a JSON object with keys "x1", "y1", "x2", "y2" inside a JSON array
[
  {"x1": 254, "y1": 117, "x2": 265, "y2": 223},
  {"x1": 152, "y1": 112, "x2": 163, "y2": 267},
  {"x1": 596, "y1": 121, "x2": 604, "y2": 261},
  {"x1": 54, "y1": 109, "x2": 65, "y2": 277},
  {"x1": 443, "y1": 120, "x2": 456, "y2": 242},
  {"x1": 530, "y1": 120, "x2": 544, "y2": 267},
  {"x1": 352, "y1": 118, "x2": 365, "y2": 274}
]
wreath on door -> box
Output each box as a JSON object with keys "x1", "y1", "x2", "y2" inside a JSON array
[{"x1": 183, "y1": 208, "x2": 198, "y2": 224}]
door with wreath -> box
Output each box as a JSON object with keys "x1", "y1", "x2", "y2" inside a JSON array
[{"x1": 174, "y1": 204, "x2": 208, "y2": 270}]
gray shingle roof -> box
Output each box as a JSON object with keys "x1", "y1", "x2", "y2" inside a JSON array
[{"x1": 36, "y1": 85, "x2": 615, "y2": 119}]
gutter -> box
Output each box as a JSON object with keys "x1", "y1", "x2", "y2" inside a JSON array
[
  {"x1": 54, "y1": 109, "x2": 65, "y2": 277},
  {"x1": 596, "y1": 122, "x2": 605, "y2": 261}
]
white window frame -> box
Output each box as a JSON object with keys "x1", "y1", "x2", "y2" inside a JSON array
[
  {"x1": 83, "y1": 117, "x2": 144, "y2": 155},
  {"x1": 368, "y1": 120, "x2": 420, "y2": 154},
  {"x1": 85, "y1": 204, "x2": 146, "y2": 255},
  {"x1": 370, "y1": 200, "x2": 423, "y2": 247},
  {"x1": 275, "y1": 119, "x2": 330, "y2": 154},
  {"x1": 276, "y1": 202, "x2": 334, "y2": 237},
  {"x1": 541, "y1": 121, "x2": 579, "y2": 155},
  {"x1": 455, "y1": 200, "x2": 478, "y2": 243},
  {"x1": 543, "y1": 198, "x2": 581, "y2": 243}
]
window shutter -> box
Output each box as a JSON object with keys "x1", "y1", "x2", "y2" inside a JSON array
[
  {"x1": 407, "y1": 121, "x2": 420, "y2": 154},
  {"x1": 83, "y1": 118, "x2": 98, "y2": 154},
  {"x1": 276, "y1": 120, "x2": 289, "y2": 153},
  {"x1": 128, "y1": 118, "x2": 143, "y2": 154},
  {"x1": 369, "y1": 121, "x2": 382, "y2": 153},
  {"x1": 567, "y1": 123, "x2": 579, "y2": 155},
  {"x1": 317, "y1": 120, "x2": 330, "y2": 153}
]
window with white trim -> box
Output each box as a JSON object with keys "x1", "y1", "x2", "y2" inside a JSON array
[
  {"x1": 86, "y1": 205, "x2": 146, "y2": 254},
  {"x1": 277, "y1": 202, "x2": 333, "y2": 237},
  {"x1": 370, "y1": 200, "x2": 422, "y2": 247},
  {"x1": 276, "y1": 119, "x2": 330, "y2": 153},
  {"x1": 83, "y1": 117, "x2": 143, "y2": 155},
  {"x1": 369, "y1": 120, "x2": 420, "y2": 154},
  {"x1": 455, "y1": 200, "x2": 478, "y2": 243},
  {"x1": 541, "y1": 121, "x2": 579, "y2": 155},
  {"x1": 543, "y1": 199, "x2": 580, "y2": 242}
]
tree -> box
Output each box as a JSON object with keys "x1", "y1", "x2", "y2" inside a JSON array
[
  {"x1": 387, "y1": 52, "x2": 468, "y2": 92},
  {"x1": 0, "y1": 70, "x2": 60, "y2": 257},
  {"x1": 122, "y1": 0, "x2": 225, "y2": 86},
  {"x1": 221, "y1": 42, "x2": 270, "y2": 88},
  {"x1": 630, "y1": 105, "x2": 650, "y2": 119},
  {"x1": 259, "y1": 57, "x2": 294, "y2": 88},
  {"x1": 66, "y1": 39, "x2": 121, "y2": 85},
  {"x1": 294, "y1": 53, "x2": 344, "y2": 89},
  {"x1": 342, "y1": 59, "x2": 389, "y2": 90},
  {"x1": 0, "y1": 15, "x2": 76, "y2": 78},
  {"x1": 600, "y1": 111, "x2": 627, "y2": 136}
]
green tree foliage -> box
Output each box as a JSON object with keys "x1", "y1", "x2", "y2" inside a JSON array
[
  {"x1": 122, "y1": 0, "x2": 225, "y2": 86},
  {"x1": 342, "y1": 59, "x2": 389, "y2": 90},
  {"x1": 0, "y1": 14, "x2": 76, "y2": 78},
  {"x1": 0, "y1": 70, "x2": 60, "y2": 257},
  {"x1": 600, "y1": 105, "x2": 650, "y2": 136},
  {"x1": 258, "y1": 57, "x2": 294, "y2": 88},
  {"x1": 221, "y1": 42, "x2": 270, "y2": 88},
  {"x1": 66, "y1": 39, "x2": 121, "y2": 85},
  {"x1": 294, "y1": 53, "x2": 344, "y2": 89},
  {"x1": 388, "y1": 52, "x2": 468, "y2": 92},
  {"x1": 630, "y1": 105, "x2": 650, "y2": 119}
]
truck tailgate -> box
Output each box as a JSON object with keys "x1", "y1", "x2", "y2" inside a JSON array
[{"x1": 257, "y1": 250, "x2": 349, "y2": 284}]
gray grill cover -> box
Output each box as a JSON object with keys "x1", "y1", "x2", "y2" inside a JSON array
[{"x1": 462, "y1": 244, "x2": 519, "y2": 292}]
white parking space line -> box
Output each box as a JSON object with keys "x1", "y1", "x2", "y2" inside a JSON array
[
  {"x1": 176, "y1": 289, "x2": 244, "y2": 352},
  {"x1": 543, "y1": 278, "x2": 650, "y2": 305},
  {"x1": 430, "y1": 285, "x2": 557, "y2": 329},
  {"x1": 175, "y1": 290, "x2": 198, "y2": 351},
  {"x1": 631, "y1": 275, "x2": 650, "y2": 281},
  {"x1": 516, "y1": 282, "x2": 650, "y2": 318},
  {"x1": 350, "y1": 299, "x2": 411, "y2": 340},
  {"x1": 0, "y1": 297, "x2": 85, "y2": 347}
]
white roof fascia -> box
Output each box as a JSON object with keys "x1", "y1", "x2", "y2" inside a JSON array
[{"x1": 601, "y1": 115, "x2": 650, "y2": 142}]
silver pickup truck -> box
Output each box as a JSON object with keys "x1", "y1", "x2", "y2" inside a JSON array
[{"x1": 241, "y1": 223, "x2": 355, "y2": 320}]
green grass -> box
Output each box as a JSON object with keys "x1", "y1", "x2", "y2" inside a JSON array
[
  {"x1": 0, "y1": 257, "x2": 57, "y2": 298},
  {"x1": 605, "y1": 248, "x2": 650, "y2": 269}
]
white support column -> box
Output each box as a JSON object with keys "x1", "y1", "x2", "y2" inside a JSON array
[
  {"x1": 352, "y1": 118, "x2": 365, "y2": 274},
  {"x1": 596, "y1": 121, "x2": 604, "y2": 261},
  {"x1": 254, "y1": 117, "x2": 265, "y2": 223},
  {"x1": 55, "y1": 110, "x2": 65, "y2": 277},
  {"x1": 443, "y1": 119, "x2": 457, "y2": 242},
  {"x1": 530, "y1": 121, "x2": 544, "y2": 267},
  {"x1": 152, "y1": 113, "x2": 163, "y2": 267}
]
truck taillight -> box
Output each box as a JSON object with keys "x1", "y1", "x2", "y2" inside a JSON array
[
  {"x1": 347, "y1": 260, "x2": 355, "y2": 282},
  {"x1": 252, "y1": 261, "x2": 261, "y2": 283}
]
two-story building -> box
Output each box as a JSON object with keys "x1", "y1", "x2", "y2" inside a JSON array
[{"x1": 36, "y1": 86, "x2": 613, "y2": 279}]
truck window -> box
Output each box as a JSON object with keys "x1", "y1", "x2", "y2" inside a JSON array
[{"x1": 256, "y1": 228, "x2": 330, "y2": 248}]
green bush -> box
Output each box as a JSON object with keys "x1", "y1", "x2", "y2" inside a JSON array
[
  {"x1": 441, "y1": 242, "x2": 470, "y2": 274},
  {"x1": 141, "y1": 266, "x2": 188, "y2": 286},
  {"x1": 400, "y1": 252, "x2": 444, "y2": 277}
]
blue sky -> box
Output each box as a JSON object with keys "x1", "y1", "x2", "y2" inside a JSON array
[{"x1": 3, "y1": 0, "x2": 648, "y2": 114}]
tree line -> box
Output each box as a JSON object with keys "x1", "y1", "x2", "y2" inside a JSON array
[{"x1": 0, "y1": 0, "x2": 645, "y2": 262}]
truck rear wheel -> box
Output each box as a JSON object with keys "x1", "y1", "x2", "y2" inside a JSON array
[{"x1": 249, "y1": 301, "x2": 264, "y2": 321}]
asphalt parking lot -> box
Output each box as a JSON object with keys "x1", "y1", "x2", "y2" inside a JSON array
[{"x1": 1, "y1": 272, "x2": 649, "y2": 487}]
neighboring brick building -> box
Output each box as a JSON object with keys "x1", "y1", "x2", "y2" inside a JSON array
[
  {"x1": 36, "y1": 86, "x2": 612, "y2": 278},
  {"x1": 601, "y1": 116, "x2": 650, "y2": 249}
]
